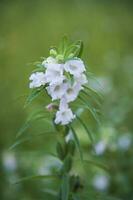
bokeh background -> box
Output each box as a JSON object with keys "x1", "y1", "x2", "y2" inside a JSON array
[{"x1": 0, "y1": 0, "x2": 133, "y2": 199}]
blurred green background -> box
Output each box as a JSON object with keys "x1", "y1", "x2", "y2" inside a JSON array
[{"x1": 0, "y1": 0, "x2": 133, "y2": 199}]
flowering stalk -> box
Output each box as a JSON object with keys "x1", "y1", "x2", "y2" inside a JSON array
[{"x1": 15, "y1": 36, "x2": 101, "y2": 199}]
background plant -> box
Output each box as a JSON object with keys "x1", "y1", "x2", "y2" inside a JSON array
[{"x1": 0, "y1": 1, "x2": 133, "y2": 200}]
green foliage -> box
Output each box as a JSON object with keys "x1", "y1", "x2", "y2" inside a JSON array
[
  {"x1": 61, "y1": 174, "x2": 70, "y2": 200},
  {"x1": 1, "y1": 1, "x2": 133, "y2": 200}
]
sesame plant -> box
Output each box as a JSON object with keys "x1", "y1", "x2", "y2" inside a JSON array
[{"x1": 12, "y1": 37, "x2": 109, "y2": 200}]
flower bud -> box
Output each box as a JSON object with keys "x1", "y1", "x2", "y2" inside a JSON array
[
  {"x1": 56, "y1": 54, "x2": 64, "y2": 62},
  {"x1": 67, "y1": 140, "x2": 75, "y2": 155},
  {"x1": 50, "y1": 49, "x2": 57, "y2": 57},
  {"x1": 46, "y1": 103, "x2": 58, "y2": 112},
  {"x1": 61, "y1": 155, "x2": 72, "y2": 173}
]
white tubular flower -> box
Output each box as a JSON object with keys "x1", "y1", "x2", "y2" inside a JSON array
[
  {"x1": 64, "y1": 82, "x2": 82, "y2": 102},
  {"x1": 45, "y1": 63, "x2": 65, "y2": 84},
  {"x1": 46, "y1": 83, "x2": 66, "y2": 100},
  {"x1": 42, "y1": 56, "x2": 57, "y2": 67},
  {"x1": 75, "y1": 73, "x2": 88, "y2": 85},
  {"x1": 29, "y1": 72, "x2": 46, "y2": 88},
  {"x1": 64, "y1": 58, "x2": 85, "y2": 77},
  {"x1": 55, "y1": 98, "x2": 75, "y2": 125}
]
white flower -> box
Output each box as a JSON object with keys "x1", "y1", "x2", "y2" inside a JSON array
[
  {"x1": 45, "y1": 63, "x2": 65, "y2": 84},
  {"x1": 64, "y1": 58, "x2": 85, "y2": 77},
  {"x1": 2, "y1": 152, "x2": 17, "y2": 172},
  {"x1": 94, "y1": 140, "x2": 107, "y2": 155},
  {"x1": 64, "y1": 82, "x2": 82, "y2": 102},
  {"x1": 42, "y1": 56, "x2": 57, "y2": 67},
  {"x1": 46, "y1": 82, "x2": 66, "y2": 100},
  {"x1": 92, "y1": 175, "x2": 109, "y2": 191},
  {"x1": 75, "y1": 73, "x2": 88, "y2": 85},
  {"x1": 117, "y1": 134, "x2": 132, "y2": 151},
  {"x1": 29, "y1": 72, "x2": 46, "y2": 88},
  {"x1": 55, "y1": 98, "x2": 75, "y2": 125}
]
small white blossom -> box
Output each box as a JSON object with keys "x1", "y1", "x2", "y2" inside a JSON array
[
  {"x1": 29, "y1": 72, "x2": 46, "y2": 88},
  {"x1": 64, "y1": 82, "x2": 82, "y2": 102},
  {"x1": 117, "y1": 134, "x2": 132, "y2": 151},
  {"x1": 75, "y1": 73, "x2": 88, "y2": 85},
  {"x1": 46, "y1": 83, "x2": 66, "y2": 100},
  {"x1": 2, "y1": 152, "x2": 17, "y2": 172},
  {"x1": 94, "y1": 140, "x2": 107, "y2": 155},
  {"x1": 45, "y1": 63, "x2": 65, "y2": 84},
  {"x1": 55, "y1": 98, "x2": 75, "y2": 125},
  {"x1": 64, "y1": 58, "x2": 85, "y2": 77},
  {"x1": 93, "y1": 174, "x2": 109, "y2": 191},
  {"x1": 42, "y1": 56, "x2": 57, "y2": 67}
]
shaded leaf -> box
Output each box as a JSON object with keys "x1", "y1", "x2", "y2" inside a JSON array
[
  {"x1": 76, "y1": 114, "x2": 94, "y2": 143},
  {"x1": 61, "y1": 174, "x2": 70, "y2": 200},
  {"x1": 70, "y1": 125, "x2": 83, "y2": 162},
  {"x1": 78, "y1": 96, "x2": 100, "y2": 125},
  {"x1": 24, "y1": 88, "x2": 43, "y2": 108},
  {"x1": 14, "y1": 174, "x2": 58, "y2": 184}
]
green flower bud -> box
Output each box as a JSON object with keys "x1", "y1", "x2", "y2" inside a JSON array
[
  {"x1": 67, "y1": 140, "x2": 75, "y2": 155},
  {"x1": 62, "y1": 155, "x2": 72, "y2": 173},
  {"x1": 50, "y1": 49, "x2": 57, "y2": 57},
  {"x1": 56, "y1": 142, "x2": 65, "y2": 160},
  {"x1": 56, "y1": 54, "x2": 64, "y2": 62}
]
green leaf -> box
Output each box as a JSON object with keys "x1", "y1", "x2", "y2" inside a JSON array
[
  {"x1": 74, "y1": 40, "x2": 83, "y2": 58},
  {"x1": 24, "y1": 88, "x2": 43, "y2": 108},
  {"x1": 76, "y1": 114, "x2": 94, "y2": 143},
  {"x1": 58, "y1": 35, "x2": 69, "y2": 54},
  {"x1": 84, "y1": 85, "x2": 103, "y2": 100},
  {"x1": 62, "y1": 155, "x2": 72, "y2": 173},
  {"x1": 83, "y1": 159, "x2": 109, "y2": 172},
  {"x1": 65, "y1": 40, "x2": 82, "y2": 59},
  {"x1": 16, "y1": 113, "x2": 49, "y2": 138},
  {"x1": 70, "y1": 125, "x2": 83, "y2": 162},
  {"x1": 67, "y1": 140, "x2": 75, "y2": 155},
  {"x1": 14, "y1": 174, "x2": 57, "y2": 184},
  {"x1": 56, "y1": 142, "x2": 65, "y2": 160},
  {"x1": 9, "y1": 137, "x2": 30, "y2": 150},
  {"x1": 16, "y1": 120, "x2": 30, "y2": 138},
  {"x1": 42, "y1": 189, "x2": 58, "y2": 197},
  {"x1": 81, "y1": 90, "x2": 101, "y2": 107},
  {"x1": 78, "y1": 96, "x2": 100, "y2": 125},
  {"x1": 61, "y1": 174, "x2": 70, "y2": 200}
]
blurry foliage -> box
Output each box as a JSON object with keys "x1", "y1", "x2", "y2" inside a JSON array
[{"x1": 0, "y1": 0, "x2": 133, "y2": 199}]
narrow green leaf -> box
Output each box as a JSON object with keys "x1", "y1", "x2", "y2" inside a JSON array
[
  {"x1": 24, "y1": 88, "x2": 43, "y2": 108},
  {"x1": 83, "y1": 159, "x2": 109, "y2": 172},
  {"x1": 78, "y1": 40, "x2": 83, "y2": 58},
  {"x1": 9, "y1": 138, "x2": 30, "y2": 150},
  {"x1": 42, "y1": 189, "x2": 58, "y2": 197},
  {"x1": 61, "y1": 174, "x2": 70, "y2": 200},
  {"x1": 70, "y1": 125, "x2": 83, "y2": 162},
  {"x1": 16, "y1": 120, "x2": 30, "y2": 138},
  {"x1": 62, "y1": 155, "x2": 72, "y2": 173},
  {"x1": 76, "y1": 114, "x2": 94, "y2": 143},
  {"x1": 81, "y1": 90, "x2": 101, "y2": 107},
  {"x1": 58, "y1": 35, "x2": 69, "y2": 54},
  {"x1": 14, "y1": 174, "x2": 57, "y2": 184},
  {"x1": 84, "y1": 85, "x2": 103, "y2": 100},
  {"x1": 78, "y1": 96, "x2": 100, "y2": 125}
]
